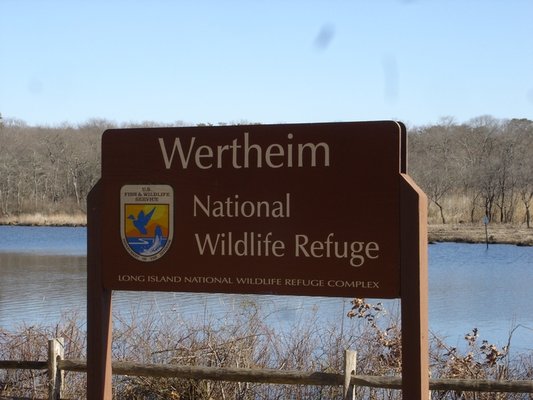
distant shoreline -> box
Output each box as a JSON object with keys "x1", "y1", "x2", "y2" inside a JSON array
[
  {"x1": 428, "y1": 223, "x2": 533, "y2": 247},
  {"x1": 0, "y1": 213, "x2": 87, "y2": 227},
  {"x1": 1, "y1": 214, "x2": 531, "y2": 246}
]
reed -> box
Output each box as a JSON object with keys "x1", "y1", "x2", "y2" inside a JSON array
[
  {"x1": 0, "y1": 212, "x2": 87, "y2": 226},
  {"x1": 1, "y1": 302, "x2": 532, "y2": 399}
]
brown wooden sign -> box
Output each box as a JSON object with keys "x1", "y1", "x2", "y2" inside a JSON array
[
  {"x1": 87, "y1": 121, "x2": 429, "y2": 399},
  {"x1": 99, "y1": 121, "x2": 403, "y2": 298}
]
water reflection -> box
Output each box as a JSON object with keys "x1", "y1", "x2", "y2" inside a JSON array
[
  {"x1": 0, "y1": 252, "x2": 349, "y2": 332},
  {"x1": 0, "y1": 226, "x2": 86, "y2": 255},
  {"x1": 1, "y1": 242, "x2": 532, "y2": 353},
  {"x1": 0, "y1": 253, "x2": 86, "y2": 327}
]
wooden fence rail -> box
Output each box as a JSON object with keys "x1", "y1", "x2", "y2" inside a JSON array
[
  {"x1": 56, "y1": 359, "x2": 533, "y2": 393},
  {"x1": 1, "y1": 339, "x2": 533, "y2": 399}
]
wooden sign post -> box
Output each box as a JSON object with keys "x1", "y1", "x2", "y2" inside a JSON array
[{"x1": 87, "y1": 121, "x2": 428, "y2": 399}]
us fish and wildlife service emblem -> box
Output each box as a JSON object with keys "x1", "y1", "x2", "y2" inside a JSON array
[{"x1": 120, "y1": 185, "x2": 174, "y2": 262}]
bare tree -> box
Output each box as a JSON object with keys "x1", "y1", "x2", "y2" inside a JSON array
[
  {"x1": 508, "y1": 119, "x2": 533, "y2": 227},
  {"x1": 409, "y1": 119, "x2": 458, "y2": 224}
]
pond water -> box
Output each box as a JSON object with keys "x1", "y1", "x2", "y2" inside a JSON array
[{"x1": 0, "y1": 226, "x2": 532, "y2": 353}]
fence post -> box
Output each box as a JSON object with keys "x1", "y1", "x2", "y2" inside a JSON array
[
  {"x1": 344, "y1": 349, "x2": 357, "y2": 400},
  {"x1": 48, "y1": 338, "x2": 64, "y2": 400}
]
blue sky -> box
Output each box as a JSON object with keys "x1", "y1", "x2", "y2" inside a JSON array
[{"x1": 1, "y1": 1, "x2": 532, "y2": 127}]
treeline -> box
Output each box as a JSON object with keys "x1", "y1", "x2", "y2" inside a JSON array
[
  {"x1": 409, "y1": 116, "x2": 533, "y2": 226},
  {"x1": 0, "y1": 116, "x2": 532, "y2": 226},
  {"x1": 0, "y1": 118, "x2": 179, "y2": 217}
]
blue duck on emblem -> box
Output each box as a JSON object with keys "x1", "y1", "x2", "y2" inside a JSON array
[{"x1": 127, "y1": 207, "x2": 156, "y2": 235}]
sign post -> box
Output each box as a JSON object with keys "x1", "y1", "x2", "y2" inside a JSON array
[
  {"x1": 400, "y1": 174, "x2": 429, "y2": 399},
  {"x1": 87, "y1": 121, "x2": 428, "y2": 399},
  {"x1": 87, "y1": 182, "x2": 113, "y2": 399}
]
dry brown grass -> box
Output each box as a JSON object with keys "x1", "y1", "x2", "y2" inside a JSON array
[
  {"x1": 427, "y1": 194, "x2": 530, "y2": 226},
  {"x1": 0, "y1": 213, "x2": 86, "y2": 226},
  {"x1": 1, "y1": 302, "x2": 532, "y2": 399},
  {"x1": 428, "y1": 223, "x2": 533, "y2": 246}
]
